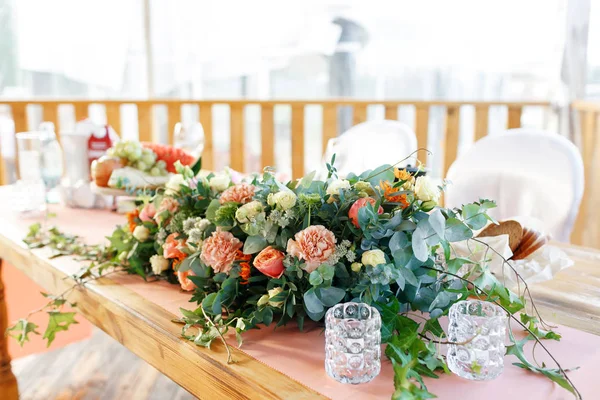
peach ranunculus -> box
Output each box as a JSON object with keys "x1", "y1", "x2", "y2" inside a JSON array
[
  {"x1": 177, "y1": 269, "x2": 196, "y2": 291},
  {"x1": 139, "y1": 203, "x2": 156, "y2": 222},
  {"x1": 253, "y1": 246, "x2": 285, "y2": 278},
  {"x1": 219, "y1": 183, "x2": 256, "y2": 205},
  {"x1": 286, "y1": 225, "x2": 337, "y2": 273},
  {"x1": 201, "y1": 229, "x2": 243, "y2": 274},
  {"x1": 163, "y1": 233, "x2": 187, "y2": 261},
  {"x1": 348, "y1": 197, "x2": 384, "y2": 228}
]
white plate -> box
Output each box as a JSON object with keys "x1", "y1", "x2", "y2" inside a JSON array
[{"x1": 90, "y1": 183, "x2": 137, "y2": 197}]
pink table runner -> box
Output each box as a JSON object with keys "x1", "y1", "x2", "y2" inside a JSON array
[{"x1": 3, "y1": 204, "x2": 598, "y2": 399}]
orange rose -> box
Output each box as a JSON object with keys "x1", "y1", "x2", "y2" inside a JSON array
[
  {"x1": 253, "y1": 246, "x2": 285, "y2": 279},
  {"x1": 348, "y1": 197, "x2": 384, "y2": 228},
  {"x1": 126, "y1": 209, "x2": 139, "y2": 233},
  {"x1": 163, "y1": 233, "x2": 187, "y2": 261},
  {"x1": 177, "y1": 270, "x2": 196, "y2": 291}
]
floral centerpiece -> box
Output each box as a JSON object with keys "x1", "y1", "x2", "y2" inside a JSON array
[{"x1": 13, "y1": 157, "x2": 580, "y2": 399}]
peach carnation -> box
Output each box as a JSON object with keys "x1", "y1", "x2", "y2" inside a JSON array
[
  {"x1": 286, "y1": 225, "x2": 336, "y2": 273},
  {"x1": 201, "y1": 229, "x2": 243, "y2": 274},
  {"x1": 219, "y1": 183, "x2": 256, "y2": 205},
  {"x1": 177, "y1": 270, "x2": 196, "y2": 291}
]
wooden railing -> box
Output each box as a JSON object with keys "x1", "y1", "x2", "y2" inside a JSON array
[
  {"x1": 1, "y1": 98, "x2": 599, "y2": 248},
  {"x1": 571, "y1": 100, "x2": 600, "y2": 248},
  {"x1": 0, "y1": 99, "x2": 554, "y2": 182}
]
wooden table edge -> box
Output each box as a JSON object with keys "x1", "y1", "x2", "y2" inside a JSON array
[{"x1": 0, "y1": 234, "x2": 328, "y2": 400}]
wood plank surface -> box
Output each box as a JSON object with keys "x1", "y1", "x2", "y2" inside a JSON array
[
  {"x1": 199, "y1": 105, "x2": 214, "y2": 171},
  {"x1": 474, "y1": 105, "x2": 489, "y2": 141},
  {"x1": 321, "y1": 105, "x2": 337, "y2": 154},
  {"x1": 106, "y1": 104, "x2": 122, "y2": 136},
  {"x1": 137, "y1": 104, "x2": 153, "y2": 143},
  {"x1": 0, "y1": 193, "x2": 323, "y2": 400},
  {"x1": 443, "y1": 106, "x2": 460, "y2": 178}
]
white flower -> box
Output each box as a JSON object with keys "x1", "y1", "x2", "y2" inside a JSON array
[
  {"x1": 196, "y1": 218, "x2": 211, "y2": 232},
  {"x1": 351, "y1": 262, "x2": 363, "y2": 272},
  {"x1": 361, "y1": 249, "x2": 386, "y2": 267},
  {"x1": 257, "y1": 294, "x2": 270, "y2": 307},
  {"x1": 165, "y1": 174, "x2": 187, "y2": 195},
  {"x1": 268, "y1": 190, "x2": 297, "y2": 210},
  {"x1": 326, "y1": 179, "x2": 351, "y2": 196},
  {"x1": 187, "y1": 228, "x2": 204, "y2": 245},
  {"x1": 268, "y1": 287, "x2": 284, "y2": 308},
  {"x1": 235, "y1": 201, "x2": 264, "y2": 223},
  {"x1": 209, "y1": 174, "x2": 231, "y2": 192},
  {"x1": 150, "y1": 255, "x2": 170, "y2": 274},
  {"x1": 414, "y1": 176, "x2": 440, "y2": 203},
  {"x1": 132, "y1": 225, "x2": 150, "y2": 242}
]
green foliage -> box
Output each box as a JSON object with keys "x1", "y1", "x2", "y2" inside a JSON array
[
  {"x1": 43, "y1": 311, "x2": 78, "y2": 347},
  {"x1": 7, "y1": 319, "x2": 40, "y2": 346}
]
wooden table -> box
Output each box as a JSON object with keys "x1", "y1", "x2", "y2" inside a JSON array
[{"x1": 1, "y1": 200, "x2": 600, "y2": 399}]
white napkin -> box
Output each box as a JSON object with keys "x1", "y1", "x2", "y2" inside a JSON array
[{"x1": 450, "y1": 234, "x2": 573, "y2": 288}]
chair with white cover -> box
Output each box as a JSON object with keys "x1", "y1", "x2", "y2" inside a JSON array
[
  {"x1": 445, "y1": 129, "x2": 584, "y2": 242},
  {"x1": 317, "y1": 120, "x2": 418, "y2": 179}
]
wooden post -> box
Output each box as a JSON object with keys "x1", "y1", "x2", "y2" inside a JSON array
[
  {"x1": 415, "y1": 106, "x2": 429, "y2": 161},
  {"x1": 0, "y1": 259, "x2": 19, "y2": 400},
  {"x1": 443, "y1": 106, "x2": 460, "y2": 178},
  {"x1": 42, "y1": 104, "x2": 60, "y2": 142},
  {"x1": 291, "y1": 105, "x2": 305, "y2": 180},
  {"x1": 11, "y1": 104, "x2": 27, "y2": 181},
  {"x1": 322, "y1": 105, "x2": 337, "y2": 154},
  {"x1": 230, "y1": 105, "x2": 245, "y2": 172},
  {"x1": 137, "y1": 104, "x2": 153, "y2": 143},
  {"x1": 200, "y1": 104, "x2": 213, "y2": 171},
  {"x1": 474, "y1": 105, "x2": 489, "y2": 141},
  {"x1": 507, "y1": 106, "x2": 522, "y2": 129},
  {"x1": 167, "y1": 104, "x2": 180, "y2": 146},
  {"x1": 384, "y1": 105, "x2": 398, "y2": 120},
  {"x1": 353, "y1": 105, "x2": 367, "y2": 126},
  {"x1": 260, "y1": 105, "x2": 275, "y2": 169},
  {"x1": 73, "y1": 103, "x2": 89, "y2": 122},
  {"x1": 106, "y1": 104, "x2": 122, "y2": 136}
]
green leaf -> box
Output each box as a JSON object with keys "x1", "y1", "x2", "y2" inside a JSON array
[
  {"x1": 43, "y1": 311, "x2": 78, "y2": 347},
  {"x1": 243, "y1": 235, "x2": 267, "y2": 254},
  {"x1": 303, "y1": 288, "x2": 324, "y2": 314},
  {"x1": 205, "y1": 199, "x2": 221, "y2": 222},
  {"x1": 191, "y1": 156, "x2": 202, "y2": 175},
  {"x1": 389, "y1": 231, "x2": 407, "y2": 254},
  {"x1": 262, "y1": 307, "x2": 273, "y2": 326},
  {"x1": 412, "y1": 226, "x2": 429, "y2": 262},
  {"x1": 318, "y1": 287, "x2": 346, "y2": 306},
  {"x1": 445, "y1": 218, "x2": 473, "y2": 242},
  {"x1": 7, "y1": 319, "x2": 40, "y2": 346},
  {"x1": 308, "y1": 270, "x2": 324, "y2": 286},
  {"x1": 318, "y1": 264, "x2": 335, "y2": 281},
  {"x1": 428, "y1": 209, "x2": 445, "y2": 239}
]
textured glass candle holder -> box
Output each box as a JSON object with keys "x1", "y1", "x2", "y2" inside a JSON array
[
  {"x1": 325, "y1": 302, "x2": 381, "y2": 384},
  {"x1": 447, "y1": 300, "x2": 507, "y2": 381}
]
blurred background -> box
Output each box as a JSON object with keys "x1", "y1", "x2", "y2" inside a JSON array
[{"x1": 0, "y1": 0, "x2": 598, "y2": 179}]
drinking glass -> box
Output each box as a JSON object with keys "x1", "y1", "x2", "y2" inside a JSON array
[
  {"x1": 15, "y1": 132, "x2": 46, "y2": 212},
  {"x1": 447, "y1": 300, "x2": 507, "y2": 380},
  {"x1": 325, "y1": 302, "x2": 381, "y2": 384}
]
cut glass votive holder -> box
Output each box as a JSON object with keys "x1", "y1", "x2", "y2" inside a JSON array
[
  {"x1": 325, "y1": 302, "x2": 381, "y2": 384},
  {"x1": 447, "y1": 300, "x2": 507, "y2": 381}
]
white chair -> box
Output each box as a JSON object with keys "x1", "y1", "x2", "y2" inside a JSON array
[
  {"x1": 445, "y1": 129, "x2": 584, "y2": 242},
  {"x1": 317, "y1": 120, "x2": 418, "y2": 179}
]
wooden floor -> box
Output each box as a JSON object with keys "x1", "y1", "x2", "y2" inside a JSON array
[{"x1": 11, "y1": 329, "x2": 195, "y2": 400}]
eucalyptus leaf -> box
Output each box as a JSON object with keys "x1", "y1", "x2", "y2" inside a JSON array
[
  {"x1": 303, "y1": 288, "x2": 324, "y2": 314},
  {"x1": 243, "y1": 235, "x2": 267, "y2": 254},
  {"x1": 318, "y1": 287, "x2": 346, "y2": 306}
]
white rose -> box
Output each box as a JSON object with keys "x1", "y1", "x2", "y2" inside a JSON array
[
  {"x1": 209, "y1": 174, "x2": 231, "y2": 192},
  {"x1": 361, "y1": 249, "x2": 386, "y2": 267},
  {"x1": 150, "y1": 254, "x2": 170, "y2": 274},
  {"x1": 270, "y1": 190, "x2": 297, "y2": 210},
  {"x1": 165, "y1": 174, "x2": 187, "y2": 195},
  {"x1": 326, "y1": 179, "x2": 351, "y2": 196},
  {"x1": 268, "y1": 287, "x2": 284, "y2": 308},
  {"x1": 133, "y1": 225, "x2": 150, "y2": 242},
  {"x1": 235, "y1": 201, "x2": 264, "y2": 223},
  {"x1": 414, "y1": 176, "x2": 440, "y2": 203}
]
